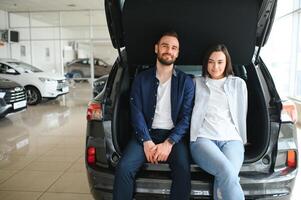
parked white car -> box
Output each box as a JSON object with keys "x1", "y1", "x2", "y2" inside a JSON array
[{"x1": 0, "y1": 59, "x2": 69, "y2": 105}]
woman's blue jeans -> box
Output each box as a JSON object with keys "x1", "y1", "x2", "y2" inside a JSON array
[{"x1": 190, "y1": 137, "x2": 245, "y2": 200}]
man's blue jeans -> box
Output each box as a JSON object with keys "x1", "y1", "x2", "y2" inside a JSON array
[
  {"x1": 190, "y1": 138, "x2": 245, "y2": 200},
  {"x1": 113, "y1": 129, "x2": 191, "y2": 200}
]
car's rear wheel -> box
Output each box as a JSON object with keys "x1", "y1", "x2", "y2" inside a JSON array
[
  {"x1": 0, "y1": 113, "x2": 7, "y2": 119},
  {"x1": 26, "y1": 86, "x2": 41, "y2": 105},
  {"x1": 71, "y1": 70, "x2": 84, "y2": 83}
]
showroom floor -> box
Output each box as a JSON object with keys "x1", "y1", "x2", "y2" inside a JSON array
[
  {"x1": 0, "y1": 83, "x2": 93, "y2": 200},
  {"x1": 0, "y1": 82, "x2": 300, "y2": 200}
]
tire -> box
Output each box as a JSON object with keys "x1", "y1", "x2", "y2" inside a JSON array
[
  {"x1": 26, "y1": 86, "x2": 41, "y2": 105},
  {"x1": 0, "y1": 114, "x2": 7, "y2": 119},
  {"x1": 71, "y1": 70, "x2": 84, "y2": 83}
]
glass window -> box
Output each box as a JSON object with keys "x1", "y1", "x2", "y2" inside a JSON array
[
  {"x1": 11, "y1": 41, "x2": 31, "y2": 63},
  {"x1": 275, "y1": 0, "x2": 294, "y2": 17},
  {"x1": 12, "y1": 28, "x2": 30, "y2": 41},
  {"x1": 295, "y1": 12, "x2": 301, "y2": 98},
  {"x1": 261, "y1": 0, "x2": 301, "y2": 100},
  {"x1": 9, "y1": 12, "x2": 29, "y2": 27},
  {"x1": 5, "y1": 10, "x2": 117, "y2": 81},
  {"x1": 261, "y1": 14, "x2": 294, "y2": 97},
  {"x1": 31, "y1": 27, "x2": 60, "y2": 40},
  {"x1": 31, "y1": 40, "x2": 61, "y2": 74},
  {"x1": 91, "y1": 11, "x2": 107, "y2": 26},
  {"x1": 92, "y1": 26, "x2": 110, "y2": 39},
  {"x1": 61, "y1": 27, "x2": 90, "y2": 40},
  {"x1": 61, "y1": 11, "x2": 90, "y2": 26},
  {"x1": 31, "y1": 12, "x2": 59, "y2": 27},
  {"x1": 93, "y1": 43, "x2": 118, "y2": 65}
]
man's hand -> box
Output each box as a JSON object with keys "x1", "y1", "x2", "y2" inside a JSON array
[
  {"x1": 143, "y1": 140, "x2": 157, "y2": 164},
  {"x1": 153, "y1": 140, "x2": 173, "y2": 163}
]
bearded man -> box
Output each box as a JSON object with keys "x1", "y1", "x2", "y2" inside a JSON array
[{"x1": 113, "y1": 31, "x2": 195, "y2": 200}]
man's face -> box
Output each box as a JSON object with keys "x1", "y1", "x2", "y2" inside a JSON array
[{"x1": 155, "y1": 35, "x2": 179, "y2": 66}]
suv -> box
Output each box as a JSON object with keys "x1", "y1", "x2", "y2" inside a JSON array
[
  {"x1": 85, "y1": 0, "x2": 298, "y2": 199},
  {"x1": 65, "y1": 58, "x2": 112, "y2": 79},
  {"x1": 0, "y1": 78, "x2": 27, "y2": 118}
]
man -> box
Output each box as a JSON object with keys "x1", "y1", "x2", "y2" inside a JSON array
[{"x1": 113, "y1": 31, "x2": 195, "y2": 200}]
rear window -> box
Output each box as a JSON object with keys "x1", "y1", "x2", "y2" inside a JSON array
[{"x1": 176, "y1": 65, "x2": 202, "y2": 77}]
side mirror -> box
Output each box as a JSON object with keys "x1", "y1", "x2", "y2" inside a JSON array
[{"x1": 6, "y1": 68, "x2": 18, "y2": 74}]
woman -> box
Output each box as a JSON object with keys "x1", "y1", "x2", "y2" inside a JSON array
[{"x1": 190, "y1": 44, "x2": 247, "y2": 200}]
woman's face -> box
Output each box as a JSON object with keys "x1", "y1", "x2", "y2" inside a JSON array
[{"x1": 207, "y1": 51, "x2": 226, "y2": 79}]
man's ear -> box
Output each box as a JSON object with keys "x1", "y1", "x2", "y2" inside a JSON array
[{"x1": 155, "y1": 44, "x2": 158, "y2": 54}]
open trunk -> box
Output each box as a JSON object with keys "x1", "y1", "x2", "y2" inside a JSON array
[
  {"x1": 111, "y1": 60, "x2": 270, "y2": 163},
  {"x1": 105, "y1": 0, "x2": 277, "y2": 175}
]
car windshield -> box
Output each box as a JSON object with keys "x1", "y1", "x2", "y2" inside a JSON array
[{"x1": 8, "y1": 62, "x2": 43, "y2": 73}]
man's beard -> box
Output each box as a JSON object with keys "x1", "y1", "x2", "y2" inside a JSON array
[{"x1": 157, "y1": 53, "x2": 176, "y2": 65}]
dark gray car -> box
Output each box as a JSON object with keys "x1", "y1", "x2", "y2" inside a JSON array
[
  {"x1": 0, "y1": 78, "x2": 27, "y2": 118},
  {"x1": 85, "y1": 0, "x2": 298, "y2": 199}
]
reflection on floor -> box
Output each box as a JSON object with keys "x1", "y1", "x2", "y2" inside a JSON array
[{"x1": 0, "y1": 82, "x2": 94, "y2": 200}]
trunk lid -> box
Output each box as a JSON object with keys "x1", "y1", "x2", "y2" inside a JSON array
[{"x1": 105, "y1": 0, "x2": 277, "y2": 66}]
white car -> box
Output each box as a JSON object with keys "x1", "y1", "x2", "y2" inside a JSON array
[{"x1": 0, "y1": 59, "x2": 69, "y2": 105}]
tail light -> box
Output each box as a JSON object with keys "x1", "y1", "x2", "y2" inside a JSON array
[
  {"x1": 87, "y1": 102, "x2": 103, "y2": 121},
  {"x1": 87, "y1": 146, "x2": 96, "y2": 165},
  {"x1": 282, "y1": 101, "x2": 297, "y2": 123},
  {"x1": 287, "y1": 150, "x2": 297, "y2": 168}
]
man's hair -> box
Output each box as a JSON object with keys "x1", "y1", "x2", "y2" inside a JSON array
[
  {"x1": 202, "y1": 44, "x2": 234, "y2": 77},
  {"x1": 157, "y1": 31, "x2": 179, "y2": 44}
]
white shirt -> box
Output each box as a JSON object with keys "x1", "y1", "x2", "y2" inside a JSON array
[
  {"x1": 198, "y1": 77, "x2": 242, "y2": 142},
  {"x1": 151, "y1": 78, "x2": 174, "y2": 129}
]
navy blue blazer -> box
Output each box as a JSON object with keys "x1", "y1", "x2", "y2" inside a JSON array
[{"x1": 130, "y1": 66, "x2": 195, "y2": 144}]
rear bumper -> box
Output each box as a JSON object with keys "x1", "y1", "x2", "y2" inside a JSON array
[{"x1": 86, "y1": 166, "x2": 297, "y2": 200}]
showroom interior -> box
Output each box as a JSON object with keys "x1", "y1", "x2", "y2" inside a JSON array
[{"x1": 0, "y1": 0, "x2": 300, "y2": 200}]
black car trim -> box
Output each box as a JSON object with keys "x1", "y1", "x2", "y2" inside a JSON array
[
  {"x1": 258, "y1": 57, "x2": 282, "y2": 120},
  {"x1": 105, "y1": 0, "x2": 124, "y2": 49},
  {"x1": 256, "y1": 0, "x2": 278, "y2": 47}
]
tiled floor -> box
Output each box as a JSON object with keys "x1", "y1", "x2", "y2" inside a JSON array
[
  {"x1": 0, "y1": 82, "x2": 300, "y2": 200},
  {"x1": 0, "y1": 82, "x2": 93, "y2": 200}
]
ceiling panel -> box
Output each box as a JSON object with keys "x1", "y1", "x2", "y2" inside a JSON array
[{"x1": 0, "y1": 0, "x2": 104, "y2": 11}]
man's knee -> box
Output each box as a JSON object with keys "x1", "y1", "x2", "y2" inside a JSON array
[
  {"x1": 169, "y1": 152, "x2": 190, "y2": 173},
  {"x1": 116, "y1": 158, "x2": 136, "y2": 178}
]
